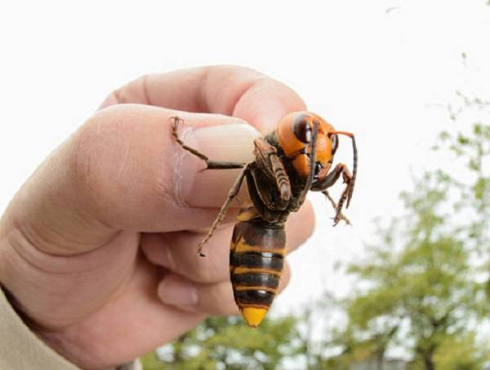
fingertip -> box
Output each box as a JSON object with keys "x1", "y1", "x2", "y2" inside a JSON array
[
  {"x1": 199, "y1": 65, "x2": 306, "y2": 132},
  {"x1": 232, "y1": 78, "x2": 307, "y2": 133},
  {"x1": 156, "y1": 273, "x2": 239, "y2": 316},
  {"x1": 157, "y1": 274, "x2": 199, "y2": 307}
]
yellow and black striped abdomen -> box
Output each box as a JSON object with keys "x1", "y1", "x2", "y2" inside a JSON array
[{"x1": 230, "y1": 209, "x2": 286, "y2": 328}]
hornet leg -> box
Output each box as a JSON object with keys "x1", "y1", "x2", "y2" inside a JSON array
[
  {"x1": 312, "y1": 163, "x2": 353, "y2": 225},
  {"x1": 171, "y1": 116, "x2": 246, "y2": 170},
  {"x1": 323, "y1": 190, "x2": 351, "y2": 225},
  {"x1": 197, "y1": 165, "x2": 249, "y2": 257}
]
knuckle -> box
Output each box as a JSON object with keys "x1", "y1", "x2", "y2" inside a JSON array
[
  {"x1": 171, "y1": 230, "x2": 232, "y2": 283},
  {"x1": 188, "y1": 254, "x2": 228, "y2": 283}
]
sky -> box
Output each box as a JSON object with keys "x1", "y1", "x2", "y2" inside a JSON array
[{"x1": 1, "y1": 0, "x2": 490, "y2": 317}]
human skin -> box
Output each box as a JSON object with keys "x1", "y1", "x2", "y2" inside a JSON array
[{"x1": 0, "y1": 66, "x2": 315, "y2": 369}]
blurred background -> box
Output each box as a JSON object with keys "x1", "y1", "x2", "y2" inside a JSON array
[{"x1": 1, "y1": 0, "x2": 490, "y2": 369}]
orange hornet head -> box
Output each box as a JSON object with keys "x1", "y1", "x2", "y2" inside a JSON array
[
  {"x1": 277, "y1": 112, "x2": 337, "y2": 183},
  {"x1": 277, "y1": 111, "x2": 357, "y2": 199}
]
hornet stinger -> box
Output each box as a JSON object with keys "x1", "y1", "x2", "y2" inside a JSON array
[{"x1": 171, "y1": 111, "x2": 357, "y2": 328}]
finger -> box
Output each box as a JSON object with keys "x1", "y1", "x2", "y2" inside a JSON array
[
  {"x1": 3, "y1": 105, "x2": 262, "y2": 255},
  {"x1": 141, "y1": 201, "x2": 315, "y2": 284},
  {"x1": 100, "y1": 65, "x2": 307, "y2": 133},
  {"x1": 141, "y1": 227, "x2": 232, "y2": 284},
  {"x1": 157, "y1": 262, "x2": 292, "y2": 316}
]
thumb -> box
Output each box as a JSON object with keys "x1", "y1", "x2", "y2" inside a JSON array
[{"x1": 1, "y1": 104, "x2": 260, "y2": 256}]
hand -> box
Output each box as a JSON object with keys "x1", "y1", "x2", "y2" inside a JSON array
[{"x1": 0, "y1": 66, "x2": 315, "y2": 369}]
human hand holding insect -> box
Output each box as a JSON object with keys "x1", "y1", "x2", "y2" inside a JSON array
[{"x1": 0, "y1": 66, "x2": 320, "y2": 369}]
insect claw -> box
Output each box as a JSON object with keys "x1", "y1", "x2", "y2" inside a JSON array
[
  {"x1": 346, "y1": 194, "x2": 353, "y2": 209},
  {"x1": 197, "y1": 246, "x2": 207, "y2": 257},
  {"x1": 170, "y1": 116, "x2": 183, "y2": 127},
  {"x1": 332, "y1": 208, "x2": 352, "y2": 226}
]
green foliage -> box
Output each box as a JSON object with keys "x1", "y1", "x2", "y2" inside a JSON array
[
  {"x1": 142, "y1": 315, "x2": 303, "y2": 370},
  {"x1": 433, "y1": 333, "x2": 490, "y2": 370},
  {"x1": 408, "y1": 333, "x2": 490, "y2": 370},
  {"x1": 141, "y1": 352, "x2": 167, "y2": 370},
  {"x1": 337, "y1": 92, "x2": 490, "y2": 368},
  {"x1": 437, "y1": 93, "x2": 490, "y2": 225}
]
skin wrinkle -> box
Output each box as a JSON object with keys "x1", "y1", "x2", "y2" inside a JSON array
[
  {"x1": 11, "y1": 251, "x2": 100, "y2": 326},
  {"x1": 3, "y1": 238, "x2": 140, "y2": 332},
  {"x1": 7, "y1": 229, "x2": 80, "y2": 277},
  {"x1": 11, "y1": 212, "x2": 84, "y2": 257},
  {"x1": 5, "y1": 247, "x2": 83, "y2": 325},
  {"x1": 5, "y1": 232, "x2": 139, "y2": 328},
  {"x1": 116, "y1": 136, "x2": 133, "y2": 183},
  {"x1": 170, "y1": 123, "x2": 194, "y2": 209},
  {"x1": 6, "y1": 222, "x2": 126, "y2": 275},
  {"x1": 141, "y1": 74, "x2": 153, "y2": 106}
]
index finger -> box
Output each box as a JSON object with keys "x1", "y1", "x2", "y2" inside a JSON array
[{"x1": 101, "y1": 65, "x2": 307, "y2": 133}]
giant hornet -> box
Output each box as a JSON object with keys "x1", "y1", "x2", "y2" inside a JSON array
[{"x1": 171, "y1": 111, "x2": 357, "y2": 328}]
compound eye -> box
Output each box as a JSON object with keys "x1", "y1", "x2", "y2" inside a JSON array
[
  {"x1": 293, "y1": 118, "x2": 312, "y2": 143},
  {"x1": 330, "y1": 134, "x2": 339, "y2": 154}
]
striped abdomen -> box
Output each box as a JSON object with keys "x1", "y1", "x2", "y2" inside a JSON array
[{"x1": 230, "y1": 208, "x2": 286, "y2": 328}]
